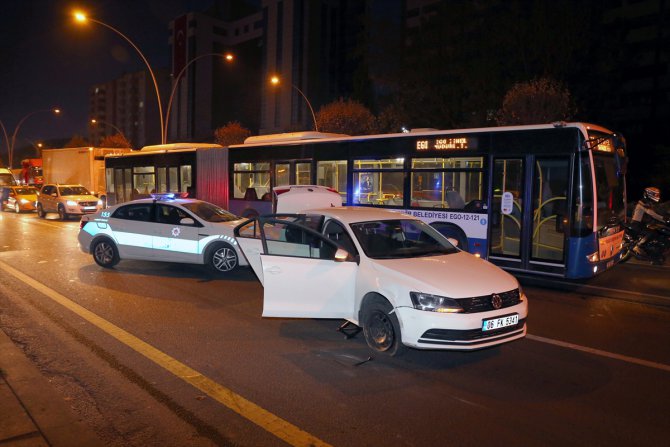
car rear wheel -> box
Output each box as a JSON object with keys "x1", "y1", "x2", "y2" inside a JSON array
[
  {"x1": 92, "y1": 239, "x2": 120, "y2": 268},
  {"x1": 361, "y1": 297, "x2": 406, "y2": 356},
  {"x1": 206, "y1": 243, "x2": 238, "y2": 274},
  {"x1": 37, "y1": 203, "x2": 46, "y2": 218},
  {"x1": 14, "y1": 203, "x2": 20, "y2": 213},
  {"x1": 58, "y1": 205, "x2": 68, "y2": 220}
]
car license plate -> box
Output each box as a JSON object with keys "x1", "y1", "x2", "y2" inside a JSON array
[
  {"x1": 482, "y1": 314, "x2": 518, "y2": 331},
  {"x1": 83, "y1": 206, "x2": 97, "y2": 210}
]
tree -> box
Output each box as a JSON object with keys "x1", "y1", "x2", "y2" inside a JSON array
[
  {"x1": 214, "y1": 121, "x2": 252, "y2": 147},
  {"x1": 100, "y1": 133, "x2": 131, "y2": 148},
  {"x1": 315, "y1": 99, "x2": 377, "y2": 135},
  {"x1": 64, "y1": 135, "x2": 89, "y2": 148},
  {"x1": 496, "y1": 77, "x2": 576, "y2": 126}
]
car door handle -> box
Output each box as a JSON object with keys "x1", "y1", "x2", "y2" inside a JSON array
[{"x1": 265, "y1": 266, "x2": 281, "y2": 275}]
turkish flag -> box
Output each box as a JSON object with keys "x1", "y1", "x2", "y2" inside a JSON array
[{"x1": 173, "y1": 15, "x2": 187, "y2": 76}]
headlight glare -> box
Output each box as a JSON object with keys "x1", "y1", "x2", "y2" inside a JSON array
[
  {"x1": 410, "y1": 292, "x2": 463, "y2": 313},
  {"x1": 66, "y1": 200, "x2": 78, "y2": 206}
]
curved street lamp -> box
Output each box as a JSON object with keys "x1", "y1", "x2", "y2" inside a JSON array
[
  {"x1": 73, "y1": 11, "x2": 165, "y2": 144},
  {"x1": 0, "y1": 119, "x2": 9, "y2": 166},
  {"x1": 90, "y1": 118, "x2": 129, "y2": 146},
  {"x1": 164, "y1": 52, "x2": 234, "y2": 143},
  {"x1": 270, "y1": 75, "x2": 319, "y2": 132},
  {"x1": 6, "y1": 108, "x2": 60, "y2": 168}
]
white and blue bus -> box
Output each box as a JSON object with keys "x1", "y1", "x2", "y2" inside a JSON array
[
  {"x1": 103, "y1": 123, "x2": 627, "y2": 279},
  {"x1": 227, "y1": 123, "x2": 627, "y2": 279}
]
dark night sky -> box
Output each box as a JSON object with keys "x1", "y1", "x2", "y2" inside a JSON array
[{"x1": 0, "y1": 0, "x2": 216, "y2": 155}]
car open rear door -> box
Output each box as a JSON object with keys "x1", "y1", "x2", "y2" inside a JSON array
[{"x1": 235, "y1": 215, "x2": 357, "y2": 319}]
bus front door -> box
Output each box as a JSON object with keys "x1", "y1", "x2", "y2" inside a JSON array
[{"x1": 489, "y1": 156, "x2": 570, "y2": 277}]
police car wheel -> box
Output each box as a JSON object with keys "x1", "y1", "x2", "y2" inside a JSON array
[
  {"x1": 207, "y1": 243, "x2": 238, "y2": 273},
  {"x1": 92, "y1": 239, "x2": 120, "y2": 268},
  {"x1": 361, "y1": 297, "x2": 406, "y2": 357}
]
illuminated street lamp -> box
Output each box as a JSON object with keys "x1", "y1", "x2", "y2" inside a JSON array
[
  {"x1": 164, "y1": 52, "x2": 234, "y2": 143},
  {"x1": 4, "y1": 108, "x2": 60, "y2": 168},
  {"x1": 73, "y1": 10, "x2": 165, "y2": 144},
  {"x1": 270, "y1": 76, "x2": 319, "y2": 132},
  {"x1": 90, "y1": 118, "x2": 129, "y2": 146}
]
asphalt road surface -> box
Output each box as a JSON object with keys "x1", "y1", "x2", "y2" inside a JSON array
[{"x1": 1, "y1": 211, "x2": 669, "y2": 446}]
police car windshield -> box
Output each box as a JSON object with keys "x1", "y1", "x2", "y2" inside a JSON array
[
  {"x1": 181, "y1": 202, "x2": 239, "y2": 222},
  {"x1": 350, "y1": 219, "x2": 458, "y2": 259},
  {"x1": 59, "y1": 186, "x2": 90, "y2": 196}
]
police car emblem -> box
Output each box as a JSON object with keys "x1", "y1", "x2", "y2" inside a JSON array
[{"x1": 171, "y1": 227, "x2": 181, "y2": 237}]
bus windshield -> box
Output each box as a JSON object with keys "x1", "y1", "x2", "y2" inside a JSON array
[{"x1": 593, "y1": 153, "x2": 625, "y2": 228}]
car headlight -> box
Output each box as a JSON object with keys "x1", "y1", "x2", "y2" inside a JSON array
[
  {"x1": 19, "y1": 198, "x2": 29, "y2": 204},
  {"x1": 97, "y1": 200, "x2": 103, "y2": 206},
  {"x1": 410, "y1": 292, "x2": 463, "y2": 313},
  {"x1": 66, "y1": 200, "x2": 78, "y2": 206}
]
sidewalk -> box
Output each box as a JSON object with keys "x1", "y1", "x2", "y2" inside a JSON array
[{"x1": 0, "y1": 328, "x2": 101, "y2": 447}]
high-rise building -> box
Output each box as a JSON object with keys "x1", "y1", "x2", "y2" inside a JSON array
[
  {"x1": 88, "y1": 69, "x2": 169, "y2": 148},
  {"x1": 167, "y1": 8, "x2": 263, "y2": 142}
]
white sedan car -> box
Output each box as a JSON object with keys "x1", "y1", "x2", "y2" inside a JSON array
[
  {"x1": 78, "y1": 196, "x2": 247, "y2": 274},
  {"x1": 234, "y1": 206, "x2": 528, "y2": 356}
]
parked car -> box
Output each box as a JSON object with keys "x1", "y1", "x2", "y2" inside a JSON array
[
  {"x1": 1, "y1": 185, "x2": 39, "y2": 213},
  {"x1": 234, "y1": 206, "x2": 528, "y2": 356},
  {"x1": 37, "y1": 184, "x2": 102, "y2": 220},
  {"x1": 78, "y1": 194, "x2": 248, "y2": 274}
]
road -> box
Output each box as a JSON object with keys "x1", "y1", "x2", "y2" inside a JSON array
[{"x1": 1, "y1": 211, "x2": 669, "y2": 446}]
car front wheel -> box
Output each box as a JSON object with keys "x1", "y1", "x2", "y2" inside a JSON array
[
  {"x1": 206, "y1": 243, "x2": 238, "y2": 274},
  {"x1": 92, "y1": 239, "x2": 120, "y2": 268},
  {"x1": 37, "y1": 203, "x2": 46, "y2": 218},
  {"x1": 58, "y1": 205, "x2": 68, "y2": 220},
  {"x1": 362, "y1": 297, "x2": 406, "y2": 356}
]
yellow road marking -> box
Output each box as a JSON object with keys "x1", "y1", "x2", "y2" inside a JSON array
[{"x1": 0, "y1": 260, "x2": 332, "y2": 447}]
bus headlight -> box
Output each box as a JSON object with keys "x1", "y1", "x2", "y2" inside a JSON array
[
  {"x1": 410, "y1": 292, "x2": 463, "y2": 313},
  {"x1": 586, "y1": 251, "x2": 600, "y2": 263}
]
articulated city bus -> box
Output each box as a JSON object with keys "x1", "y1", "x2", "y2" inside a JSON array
[
  {"x1": 227, "y1": 123, "x2": 627, "y2": 279},
  {"x1": 103, "y1": 123, "x2": 627, "y2": 279}
]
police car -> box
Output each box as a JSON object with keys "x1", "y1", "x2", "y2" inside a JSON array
[
  {"x1": 78, "y1": 194, "x2": 247, "y2": 274},
  {"x1": 234, "y1": 186, "x2": 528, "y2": 356}
]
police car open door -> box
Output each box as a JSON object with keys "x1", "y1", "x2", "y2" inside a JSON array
[{"x1": 234, "y1": 215, "x2": 356, "y2": 319}]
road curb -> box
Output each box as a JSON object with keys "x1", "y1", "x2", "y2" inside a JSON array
[{"x1": 0, "y1": 328, "x2": 102, "y2": 446}]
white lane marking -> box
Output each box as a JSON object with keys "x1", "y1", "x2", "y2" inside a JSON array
[
  {"x1": 0, "y1": 260, "x2": 331, "y2": 447},
  {"x1": 527, "y1": 333, "x2": 670, "y2": 372}
]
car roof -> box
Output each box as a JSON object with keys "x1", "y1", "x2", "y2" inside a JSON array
[
  {"x1": 304, "y1": 206, "x2": 416, "y2": 224},
  {"x1": 115, "y1": 197, "x2": 200, "y2": 206}
]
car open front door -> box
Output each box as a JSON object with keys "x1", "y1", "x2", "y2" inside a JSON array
[{"x1": 234, "y1": 215, "x2": 357, "y2": 319}]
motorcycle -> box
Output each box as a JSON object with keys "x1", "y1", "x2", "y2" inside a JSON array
[{"x1": 620, "y1": 198, "x2": 670, "y2": 265}]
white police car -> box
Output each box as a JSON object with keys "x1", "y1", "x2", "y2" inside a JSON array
[{"x1": 78, "y1": 195, "x2": 247, "y2": 274}]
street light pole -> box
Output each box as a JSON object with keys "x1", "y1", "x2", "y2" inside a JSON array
[
  {"x1": 90, "y1": 119, "x2": 129, "y2": 146},
  {"x1": 74, "y1": 11, "x2": 165, "y2": 144},
  {"x1": 164, "y1": 52, "x2": 234, "y2": 143},
  {"x1": 270, "y1": 76, "x2": 319, "y2": 132},
  {"x1": 8, "y1": 108, "x2": 60, "y2": 168},
  {"x1": 0, "y1": 119, "x2": 9, "y2": 166}
]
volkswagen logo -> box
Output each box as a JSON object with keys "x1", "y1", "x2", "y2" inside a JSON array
[{"x1": 491, "y1": 293, "x2": 503, "y2": 309}]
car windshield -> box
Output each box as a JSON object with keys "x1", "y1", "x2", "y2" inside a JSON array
[
  {"x1": 181, "y1": 201, "x2": 239, "y2": 222},
  {"x1": 350, "y1": 219, "x2": 459, "y2": 259},
  {"x1": 59, "y1": 186, "x2": 91, "y2": 196},
  {"x1": 15, "y1": 187, "x2": 37, "y2": 195}
]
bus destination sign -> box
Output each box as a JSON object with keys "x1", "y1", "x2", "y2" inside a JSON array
[{"x1": 416, "y1": 137, "x2": 476, "y2": 151}]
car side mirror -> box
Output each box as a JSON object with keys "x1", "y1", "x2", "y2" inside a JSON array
[
  {"x1": 334, "y1": 248, "x2": 350, "y2": 262},
  {"x1": 179, "y1": 217, "x2": 195, "y2": 225},
  {"x1": 51, "y1": 193, "x2": 58, "y2": 197},
  {"x1": 447, "y1": 237, "x2": 459, "y2": 247}
]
